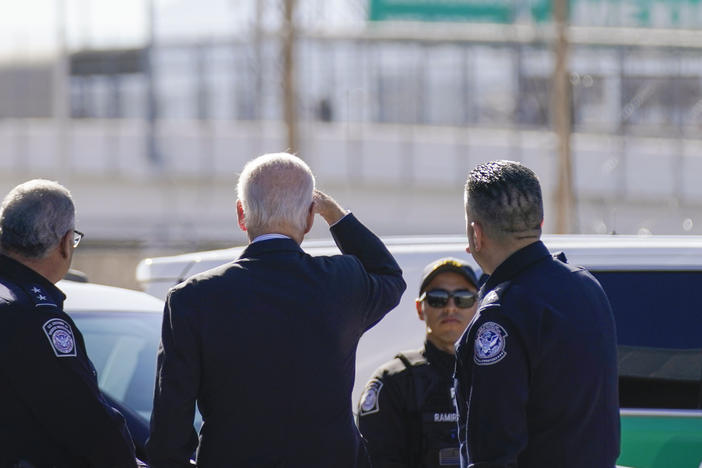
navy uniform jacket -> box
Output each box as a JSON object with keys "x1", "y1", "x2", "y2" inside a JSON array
[
  {"x1": 0, "y1": 254, "x2": 137, "y2": 468},
  {"x1": 358, "y1": 340, "x2": 460, "y2": 468},
  {"x1": 147, "y1": 213, "x2": 406, "y2": 468},
  {"x1": 454, "y1": 241, "x2": 620, "y2": 468}
]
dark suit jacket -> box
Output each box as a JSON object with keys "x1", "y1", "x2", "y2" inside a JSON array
[{"x1": 147, "y1": 214, "x2": 406, "y2": 468}]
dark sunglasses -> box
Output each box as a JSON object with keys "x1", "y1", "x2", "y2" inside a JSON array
[{"x1": 418, "y1": 289, "x2": 478, "y2": 309}]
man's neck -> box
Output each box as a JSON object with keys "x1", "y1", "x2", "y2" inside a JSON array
[
  {"x1": 2, "y1": 250, "x2": 61, "y2": 284},
  {"x1": 247, "y1": 227, "x2": 304, "y2": 245},
  {"x1": 427, "y1": 335, "x2": 457, "y2": 355},
  {"x1": 483, "y1": 237, "x2": 539, "y2": 275}
]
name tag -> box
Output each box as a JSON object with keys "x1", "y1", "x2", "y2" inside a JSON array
[{"x1": 434, "y1": 412, "x2": 458, "y2": 422}]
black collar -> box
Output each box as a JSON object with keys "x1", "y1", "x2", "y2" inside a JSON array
[
  {"x1": 481, "y1": 240, "x2": 551, "y2": 297},
  {"x1": 0, "y1": 254, "x2": 66, "y2": 306},
  {"x1": 424, "y1": 339, "x2": 456, "y2": 377}
]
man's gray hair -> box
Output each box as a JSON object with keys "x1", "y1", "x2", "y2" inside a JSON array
[
  {"x1": 0, "y1": 179, "x2": 76, "y2": 259},
  {"x1": 237, "y1": 153, "x2": 315, "y2": 236},
  {"x1": 464, "y1": 160, "x2": 543, "y2": 241}
]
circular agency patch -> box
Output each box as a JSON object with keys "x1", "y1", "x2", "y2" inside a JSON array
[
  {"x1": 42, "y1": 318, "x2": 77, "y2": 357},
  {"x1": 473, "y1": 321, "x2": 508, "y2": 366},
  {"x1": 359, "y1": 379, "x2": 383, "y2": 416}
]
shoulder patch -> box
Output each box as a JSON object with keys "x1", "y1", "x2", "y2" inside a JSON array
[
  {"x1": 42, "y1": 318, "x2": 76, "y2": 357},
  {"x1": 474, "y1": 321, "x2": 508, "y2": 366},
  {"x1": 359, "y1": 379, "x2": 383, "y2": 416}
]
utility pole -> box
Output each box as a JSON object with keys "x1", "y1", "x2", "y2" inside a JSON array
[
  {"x1": 145, "y1": 0, "x2": 161, "y2": 167},
  {"x1": 254, "y1": 0, "x2": 265, "y2": 120},
  {"x1": 54, "y1": 0, "x2": 70, "y2": 176},
  {"x1": 552, "y1": 0, "x2": 574, "y2": 233},
  {"x1": 282, "y1": 0, "x2": 297, "y2": 154}
]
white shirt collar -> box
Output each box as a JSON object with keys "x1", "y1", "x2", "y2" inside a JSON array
[{"x1": 251, "y1": 233, "x2": 292, "y2": 244}]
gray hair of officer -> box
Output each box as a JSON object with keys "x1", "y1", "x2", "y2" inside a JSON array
[
  {"x1": 0, "y1": 179, "x2": 76, "y2": 259},
  {"x1": 464, "y1": 160, "x2": 543, "y2": 242},
  {"x1": 237, "y1": 152, "x2": 315, "y2": 237}
]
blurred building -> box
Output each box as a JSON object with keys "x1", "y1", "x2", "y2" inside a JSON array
[{"x1": 1, "y1": 0, "x2": 702, "y2": 251}]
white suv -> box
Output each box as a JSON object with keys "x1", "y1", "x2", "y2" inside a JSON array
[{"x1": 137, "y1": 234, "x2": 702, "y2": 468}]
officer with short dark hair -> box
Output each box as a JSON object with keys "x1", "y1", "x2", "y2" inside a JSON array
[
  {"x1": 455, "y1": 160, "x2": 620, "y2": 467},
  {"x1": 358, "y1": 257, "x2": 479, "y2": 468},
  {"x1": 0, "y1": 179, "x2": 137, "y2": 468}
]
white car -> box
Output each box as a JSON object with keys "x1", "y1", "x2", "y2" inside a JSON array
[
  {"x1": 136, "y1": 234, "x2": 702, "y2": 468},
  {"x1": 59, "y1": 278, "x2": 164, "y2": 461}
]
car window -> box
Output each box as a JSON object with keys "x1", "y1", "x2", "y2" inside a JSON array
[
  {"x1": 593, "y1": 271, "x2": 702, "y2": 410},
  {"x1": 72, "y1": 311, "x2": 204, "y2": 428},
  {"x1": 593, "y1": 271, "x2": 702, "y2": 349}
]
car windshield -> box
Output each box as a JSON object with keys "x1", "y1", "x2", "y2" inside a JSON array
[{"x1": 71, "y1": 311, "x2": 203, "y2": 428}]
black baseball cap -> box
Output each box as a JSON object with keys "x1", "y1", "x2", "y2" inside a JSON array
[{"x1": 419, "y1": 257, "x2": 478, "y2": 294}]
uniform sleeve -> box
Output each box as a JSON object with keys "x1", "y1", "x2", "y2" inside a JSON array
[
  {"x1": 146, "y1": 289, "x2": 200, "y2": 468},
  {"x1": 329, "y1": 213, "x2": 406, "y2": 329},
  {"x1": 5, "y1": 310, "x2": 136, "y2": 468},
  {"x1": 461, "y1": 310, "x2": 530, "y2": 468},
  {"x1": 357, "y1": 373, "x2": 412, "y2": 468}
]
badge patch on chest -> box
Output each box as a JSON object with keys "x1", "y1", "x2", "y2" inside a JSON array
[
  {"x1": 474, "y1": 321, "x2": 507, "y2": 365},
  {"x1": 42, "y1": 318, "x2": 76, "y2": 357},
  {"x1": 359, "y1": 379, "x2": 383, "y2": 415}
]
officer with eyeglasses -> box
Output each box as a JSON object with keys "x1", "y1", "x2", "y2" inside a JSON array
[
  {"x1": 357, "y1": 257, "x2": 479, "y2": 468},
  {"x1": 0, "y1": 180, "x2": 138, "y2": 468}
]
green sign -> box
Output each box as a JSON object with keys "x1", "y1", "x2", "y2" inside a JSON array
[
  {"x1": 369, "y1": 0, "x2": 548, "y2": 23},
  {"x1": 369, "y1": 0, "x2": 702, "y2": 28}
]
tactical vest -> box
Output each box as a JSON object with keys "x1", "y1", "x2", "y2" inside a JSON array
[{"x1": 396, "y1": 350, "x2": 460, "y2": 468}]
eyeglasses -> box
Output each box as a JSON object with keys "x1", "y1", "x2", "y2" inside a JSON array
[
  {"x1": 418, "y1": 289, "x2": 478, "y2": 309},
  {"x1": 73, "y1": 230, "x2": 84, "y2": 248}
]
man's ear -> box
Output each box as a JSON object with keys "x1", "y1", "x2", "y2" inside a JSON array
[
  {"x1": 303, "y1": 201, "x2": 315, "y2": 235},
  {"x1": 59, "y1": 231, "x2": 72, "y2": 259},
  {"x1": 236, "y1": 200, "x2": 247, "y2": 232},
  {"x1": 471, "y1": 221, "x2": 483, "y2": 252},
  {"x1": 416, "y1": 299, "x2": 425, "y2": 321}
]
